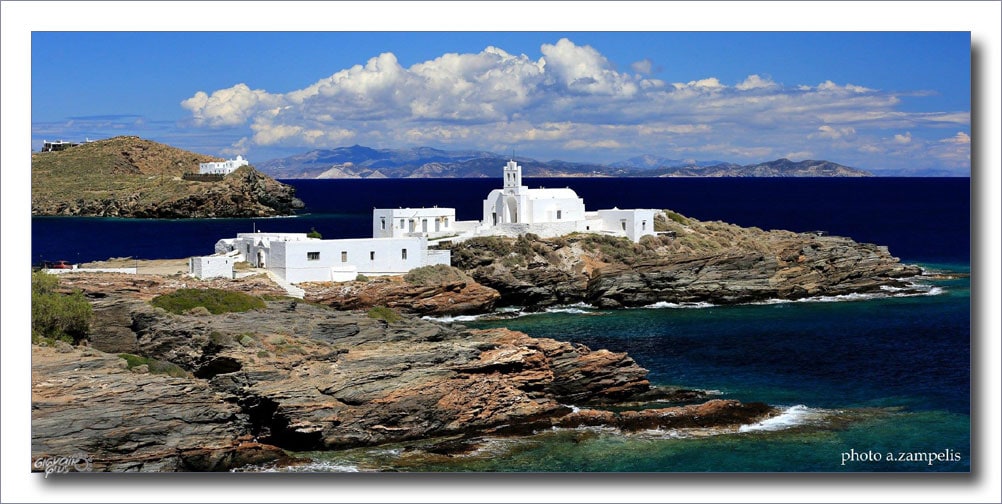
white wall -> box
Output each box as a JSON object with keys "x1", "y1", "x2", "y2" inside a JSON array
[
  {"x1": 373, "y1": 208, "x2": 456, "y2": 238},
  {"x1": 189, "y1": 256, "x2": 233, "y2": 279},
  {"x1": 199, "y1": 155, "x2": 249, "y2": 175},
  {"x1": 526, "y1": 194, "x2": 586, "y2": 224},
  {"x1": 595, "y1": 209, "x2": 657, "y2": 242},
  {"x1": 271, "y1": 237, "x2": 450, "y2": 283}
]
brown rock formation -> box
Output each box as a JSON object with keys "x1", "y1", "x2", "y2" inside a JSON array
[
  {"x1": 301, "y1": 266, "x2": 500, "y2": 316},
  {"x1": 32, "y1": 284, "x2": 775, "y2": 471},
  {"x1": 447, "y1": 213, "x2": 924, "y2": 309}
]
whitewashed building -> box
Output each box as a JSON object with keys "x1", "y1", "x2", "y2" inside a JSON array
[
  {"x1": 188, "y1": 254, "x2": 236, "y2": 279},
  {"x1": 196, "y1": 231, "x2": 450, "y2": 283},
  {"x1": 476, "y1": 160, "x2": 657, "y2": 243},
  {"x1": 373, "y1": 207, "x2": 457, "y2": 239},
  {"x1": 199, "y1": 155, "x2": 249, "y2": 175}
]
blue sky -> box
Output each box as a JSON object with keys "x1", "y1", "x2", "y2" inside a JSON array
[{"x1": 31, "y1": 31, "x2": 971, "y2": 175}]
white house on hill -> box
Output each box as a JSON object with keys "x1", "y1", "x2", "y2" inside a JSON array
[{"x1": 199, "y1": 155, "x2": 249, "y2": 175}]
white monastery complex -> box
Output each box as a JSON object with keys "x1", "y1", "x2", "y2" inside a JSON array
[
  {"x1": 199, "y1": 155, "x2": 249, "y2": 175},
  {"x1": 190, "y1": 160, "x2": 659, "y2": 284}
]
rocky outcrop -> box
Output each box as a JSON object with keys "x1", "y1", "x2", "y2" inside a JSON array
[
  {"x1": 31, "y1": 345, "x2": 286, "y2": 472},
  {"x1": 447, "y1": 213, "x2": 924, "y2": 309},
  {"x1": 31, "y1": 136, "x2": 304, "y2": 218},
  {"x1": 301, "y1": 266, "x2": 500, "y2": 316},
  {"x1": 32, "y1": 293, "x2": 774, "y2": 471}
]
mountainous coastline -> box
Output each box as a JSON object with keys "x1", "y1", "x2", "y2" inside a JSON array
[
  {"x1": 31, "y1": 136, "x2": 304, "y2": 218},
  {"x1": 257, "y1": 145, "x2": 872, "y2": 179}
]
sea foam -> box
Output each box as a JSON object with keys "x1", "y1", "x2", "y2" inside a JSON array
[{"x1": 738, "y1": 404, "x2": 824, "y2": 433}]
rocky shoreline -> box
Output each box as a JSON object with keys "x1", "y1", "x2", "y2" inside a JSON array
[
  {"x1": 443, "y1": 214, "x2": 924, "y2": 310},
  {"x1": 32, "y1": 290, "x2": 775, "y2": 472},
  {"x1": 32, "y1": 213, "x2": 932, "y2": 472}
]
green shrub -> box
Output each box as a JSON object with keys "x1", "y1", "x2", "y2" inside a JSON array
[
  {"x1": 256, "y1": 350, "x2": 270, "y2": 358},
  {"x1": 208, "y1": 331, "x2": 232, "y2": 346},
  {"x1": 665, "y1": 210, "x2": 689, "y2": 225},
  {"x1": 367, "y1": 305, "x2": 402, "y2": 324},
  {"x1": 355, "y1": 273, "x2": 370, "y2": 282},
  {"x1": 150, "y1": 288, "x2": 265, "y2": 315},
  {"x1": 117, "y1": 353, "x2": 188, "y2": 378},
  {"x1": 403, "y1": 264, "x2": 465, "y2": 286},
  {"x1": 307, "y1": 227, "x2": 323, "y2": 239},
  {"x1": 32, "y1": 271, "x2": 92, "y2": 343}
]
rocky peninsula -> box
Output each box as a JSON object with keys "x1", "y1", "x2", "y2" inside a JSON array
[
  {"x1": 442, "y1": 211, "x2": 923, "y2": 310},
  {"x1": 31, "y1": 136, "x2": 304, "y2": 218},
  {"x1": 31, "y1": 210, "x2": 931, "y2": 472}
]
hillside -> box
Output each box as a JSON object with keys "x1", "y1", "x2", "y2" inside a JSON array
[
  {"x1": 31, "y1": 136, "x2": 304, "y2": 218},
  {"x1": 257, "y1": 145, "x2": 871, "y2": 179}
]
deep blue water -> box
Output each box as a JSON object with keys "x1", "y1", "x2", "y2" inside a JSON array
[
  {"x1": 32, "y1": 177, "x2": 970, "y2": 265},
  {"x1": 31, "y1": 177, "x2": 971, "y2": 472}
]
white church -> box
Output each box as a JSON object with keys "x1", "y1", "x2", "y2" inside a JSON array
[
  {"x1": 476, "y1": 160, "x2": 657, "y2": 243},
  {"x1": 190, "y1": 159, "x2": 659, "y2": 283}
]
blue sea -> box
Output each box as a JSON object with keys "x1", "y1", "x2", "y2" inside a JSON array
[{"x1": 31, "y1": 177, "x2": 971, "y2": 472}]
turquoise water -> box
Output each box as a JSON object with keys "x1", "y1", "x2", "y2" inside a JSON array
[{"x1": 281, "y1": 266, "x2": 969, "y2": 472}]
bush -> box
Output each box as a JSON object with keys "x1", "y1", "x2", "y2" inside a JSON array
[
  {"x1": 32, "y1": 271, "x2": 92, "y2": 343},
  {"x1": 355, "y1": 273, "x2": 370, "y2": 282},
  {"x1": 403, "y1": 264, "x2": 465, "y2": 286},
  {"x1": 150, "y1": 288, "x2": 265, "y2": 315},
  {"x1": 665, "y1": 210, "x2": 689, "y2": 225},
  {"x1": 307, "y1": 227, "x2": 323, "y2": 239},
  {"x1": 117, "y1": 353, "x2": 188, "y2": 378},
  {"x1": 367, "y1": 305, "x2": 402, "y2": 324}
]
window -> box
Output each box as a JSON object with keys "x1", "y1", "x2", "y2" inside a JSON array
[
  {"x1": 380, "y1": 217, "x2": 386, "y2": 230},
  {"x1": 642, "y1": 220, "x2": 647, "y2": 231},
  {"x1": 341, "y1": 251, "x2": 347, "y2": 263},
  {"x1": 370, "y1": 251, "x2": 375, "y2": 261},
  {"x1": 307, "y1": 251, "x2": 320, "y2": 261},
  {"x1": 400, "y1": 219, "x2": 405, "y2": 229},
  {"x1": 557, "y1": 210, "x2": 562, "y2": 220},
  {"x1": 401, "y1": 249, "x2": 408, "y2": 260},
  {"x1": 444, "y1": 217, "x2": 449, "y2": 227},
  {"x1": 621, "y1": 220, "x2": 627, "y2": 231}
]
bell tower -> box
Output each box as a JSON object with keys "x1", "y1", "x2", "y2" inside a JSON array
[{"x1": 503, "y1": 160, "x2": 522, "y2": 192}]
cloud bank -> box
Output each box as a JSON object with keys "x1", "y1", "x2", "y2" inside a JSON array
[{"x1": 180, "y1": 38, "x2": 969, "y2": 172}]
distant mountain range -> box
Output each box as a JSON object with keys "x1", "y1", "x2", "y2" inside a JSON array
[{"x1": 257, "y1": 145, "x2": 872, "y2": 179}]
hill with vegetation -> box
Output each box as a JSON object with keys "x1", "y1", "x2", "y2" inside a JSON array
[{"x1": 31, "y1": 136, "x2": 303, "y2": 218}]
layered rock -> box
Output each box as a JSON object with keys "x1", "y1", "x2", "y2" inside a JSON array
[
  {"x1": 31, "y1": 345, "x2": 285, "y2": 472},
  {"x1": 32, "y1": 292, "x2": 774, "y2": 471},
  {"x1": 447, "y1": 213, "x2": 924, "y2": 309},
  {"x1": 301, "y1": 266, "x2": 500, "y2": 316}
]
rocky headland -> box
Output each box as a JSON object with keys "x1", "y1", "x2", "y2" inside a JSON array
[
  {"x1": 31, "y1": 136, "x2": 304, "y2": 218},
  {"x1": 443, "y1": 211, "x2": 924, "y2": 310},
  {"x1": 32, "y1": 277, "x2": 774, "y2": 472}
]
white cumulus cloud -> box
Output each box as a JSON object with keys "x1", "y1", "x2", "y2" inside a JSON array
[
  {"x1": 178, "y1": 37, "x2": 969, "y2": 172},
  {"x1": 630, "y1": 58, "x2": 654, "y2": 75}
]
